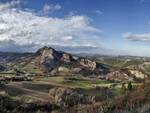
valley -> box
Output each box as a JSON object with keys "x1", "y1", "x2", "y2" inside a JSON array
[
  {"x1": 1, "y1": 0, "x2": 150, "y2": 112},
  {"x1": 0, "y1": 46, "x2": 149, "y2": 113}
]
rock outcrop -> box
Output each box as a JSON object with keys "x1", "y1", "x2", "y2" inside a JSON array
[
  {"x1": 106, "y1": 71, "x2": 133, "y2": 82},
  {"x1": 79, "y1": 58, "x2": 97, "y2": 70},
  {"x1": 106, "y1": 68, "x2": 147, "y2": 82},
  {"x1": 49, "y1": 87, "x2": 95, "y2": 107}
]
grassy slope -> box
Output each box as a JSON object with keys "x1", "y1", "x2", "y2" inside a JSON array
[
  {"x1": 96, "y1": 58, "x2": 143, "y2": 69},
  {"x1": 34, "y1": 76, "x2": 111, "y2": 89}
]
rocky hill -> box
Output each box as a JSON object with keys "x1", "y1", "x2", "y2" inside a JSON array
[
  {"x1": 2, "y1": 46, "x2": 148, "y2": 81},
  {"x1": 10, "y1": 46, "x2": 110, "y2": 76}
]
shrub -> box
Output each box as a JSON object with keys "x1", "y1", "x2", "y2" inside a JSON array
[
  {"x1": 120, "y1": 83, "x2": 126, "y2": 95},
  {"x1": 127, "y1": 81, "x2": 132, "y2": 91}
]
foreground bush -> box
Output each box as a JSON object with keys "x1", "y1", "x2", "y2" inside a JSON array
[{"x1": 54, "y1": 80, "x2": 150, "y2": 113}]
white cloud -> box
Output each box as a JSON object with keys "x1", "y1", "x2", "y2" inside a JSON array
[
  {"x1": 0, "y1": 0, "x2": 21, "y2": 10},
  {"x1": 95, "y1": 10, "x2": 103, "y2": 15},
  {"x1": 43, "y1": 3, "x2": 61, "y2": 14},
  {"x1": 0, "y1": 1, "x2": 102, "y2": 52},
  {"x1": 61, "y1": 36, "x2": 73, "y2": 41},
  {"x1": 68, "y1": 11, "x2": 78, "y2": 16},
  {"x1": 123, "y1": 32, "x2": 150, "y2": 41}
]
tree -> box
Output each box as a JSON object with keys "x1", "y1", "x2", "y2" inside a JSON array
[
  {"x1": 120, "y1": 83, "x2": 126, "y2": 95},
  {"x1": 127, "y1": 81, "x2": 133, "y2": 91}
]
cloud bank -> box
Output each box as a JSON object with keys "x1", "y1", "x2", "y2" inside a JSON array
[
  {"x1": 0, "y1": 0, "x2": 101, "y2": 52},
  {"x1": 123, "y1": 32, "x2": 150, "y2": 42}
]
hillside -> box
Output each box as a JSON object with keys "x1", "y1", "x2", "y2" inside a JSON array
[{"x1": 9, "y1": 46, "x2": 110, "y2": 76}]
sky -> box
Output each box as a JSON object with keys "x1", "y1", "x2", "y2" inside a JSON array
[{"x1": 0, "y1": 0, "x2": 150, "y2": 56}]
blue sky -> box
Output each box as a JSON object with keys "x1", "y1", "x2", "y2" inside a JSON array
[{"x1": 0, "y1": 0, "x2": 150, "y2": 56}]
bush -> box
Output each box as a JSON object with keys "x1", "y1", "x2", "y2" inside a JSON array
[
  {"x1": 120, "y1": 83, "x2": 126, "y2": 95},
  {"x1": 127, "y1": 81, "x2": 132, "y2": 91}
]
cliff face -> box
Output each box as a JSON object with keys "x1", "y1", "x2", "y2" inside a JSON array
[
  {"x1": 12, "y1": 46, "x2": 110, "y2": 76},
  {"x1": 79, "y1": 58, "x2": 97, "y2": 70}
]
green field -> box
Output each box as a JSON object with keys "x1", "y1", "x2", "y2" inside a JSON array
[
  {"x1": 34, "y1": 76, "x2": 111, "y2": 88},
  {"x1": 0, "y1": 75, "x2": 142, "y2": 105}
]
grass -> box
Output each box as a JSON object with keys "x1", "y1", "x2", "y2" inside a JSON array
[
  {"x1": 96, "y1": 58, "x2": 144, "y2": 69},
  {"x1": 35, "y1": 76, "x2": 65, "y2": 82},
  {"x1": 0, "y1": 72, "x2": 15, "y2": 76},
  {"x1": 34, "y1": 76, "x2": 111, "y2": 88},
  {"x1": 22, "y1": 64, "x2": 43, "y2": 74},
  {"x1": 62, "y1": 80, "x2": 92, "y2": 88}
]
